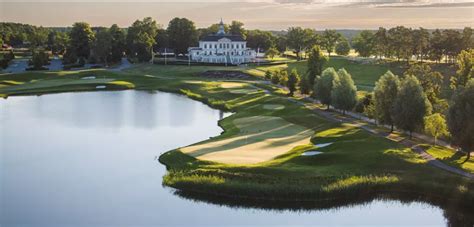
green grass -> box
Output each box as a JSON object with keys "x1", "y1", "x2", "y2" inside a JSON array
[
  {"x1": 0, "y1": 63, "x2": 472, "y2": 214},
  {"x1": 424, "y1": 145, "x2": 474, "y2": 174}
]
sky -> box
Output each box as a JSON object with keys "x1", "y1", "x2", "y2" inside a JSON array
[{"x1": 0, "y1": 0, "x2": 473, "y2": 29}]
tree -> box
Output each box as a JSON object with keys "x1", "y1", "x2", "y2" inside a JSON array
[
  {"x1": 331, "y1": 68, "x2": 357, "y2": 114},
  {"x1": 313, "y1": 67, "x2": 338, "y2": 109},
  {"x1": 374, "y1": 27, "x2": 388, "y2": 59},
  {"x1": 229, "y1": 21, "x2": 246, "y2": 39},
  {"x1": 411, "y1": 28, "x2": 430, "y2": 62},
  {"x1": 30, "y1": 50, "x2": 49, "y2": 69},
  {"x1": 92, "y1": 28, "x2": 112, "y2": 66},
  {"x1": 109, "y1": 24, "x2": 126, "y2": 63},
  {"x1": 127, "y1": 17, "x2": 158, "y2": 62},
  {"x1": 374, "y1": 71, "x2": 400, "y2": 132},
  {"x1": 405, "y1": 64, "x2": 443, "y2": 106},
  {"x1": 429, "y1": 29, "x2": 444, "y2": 63},
  {"x1": 279, "y1": 69, "x2": 288, "y2": 86},
  {"x1": 447, "y1": 79, "x2": 474, "y2": 162},
  {"x1": 352, "y1": 30, "x2": 374, "y2": 57},
  {"x1": 321, "y1": 29, "x2": 341, "y2": 57},
  {"x1": 450, "y1": 49, "x2": 473, "y2": 90},
  {"x1": 424, "y1": 113, "x2": 449, "y2": 145},
  {"x1": 442, "y1": 29, "x2": 463, "y2": 63},
  {"x1": 246, "y1": 30, "x2": 274, "y2": 53},
  {"x1": 265, "y1": 47, "x2": 279, "y2": 59},
  {"x1": 335, "y1": 37, "x2": 350, "y2": 56},
  {"x1": 264, "y1": 70, "x2": 272, "y2": 80},
  {"x1": 307, "y1": 45, "x2": 328, "y2": 87},
  {"x1": 69, "y1": 22, "x2": 95, "y2": 61},
  {"x1": 393, "y1": 75, "x2": 432, "y2": 138},
  {"x1": 287, "y1": 69, "x2": 300, "y2": 96},
  {"x1": 299, "y1": 74, "x2": 312, "y2": 95},
  {"x1": 47, "y1": 31, "x2": 69, "y2": 55},
  {"x1": 387, "y1": 26, "x2": 412, "y2": 63},
  {"x1": 286, "y1": 27, "x2": 310, "y2": 60},
  {"x1": 167, "y1": 17, "x2": 198, "y2": 55},
  {"x1": 271, "y1": 71, "x2": 281, "y2": 84}
]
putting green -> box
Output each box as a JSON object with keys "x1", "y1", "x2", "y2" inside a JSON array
[
  {"x1": 229, "y1": 88, "x2": 259, "y2": 94},
  {"x1": 180, "y1": 116, "x2": 314, "y2": 164},
  {"x1": 263, "y1": 104, "x2": 285, "y2": 110},
  {"x1": 220, "y1": 82, "x2": 245, "y2": 88}
]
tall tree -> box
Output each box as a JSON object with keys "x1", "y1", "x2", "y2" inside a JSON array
[
  {"x1": 450, "y1": 49, "x2": 473, "y2": 90},
  {"x1": 287, "y1": 69, "x2": 300, "y2": 96},
  {"x1": 246, "y1": 30, "x2": 274, "y2": 53},
  {"x1": 307, "y1": 45, "x2": 328, "y2": 87},
  {"x1": 47, "y1": 31, "x2": 69, "y2": 55},
  {"x1": 313, "y1": 67, "x2": 338, "y2": 109},
  {"x1": 442, "y1": 29, "x2": 463, "y2": 63},
  {"x1": 229, "y1": 21, "x2": 246, "y2": 39},
  {"x1": 335, "y1": 37, "x2": 351, "y2": 56},
  {"x1": 286, "y1": 27, "x2": 311, "y2": 60},
  {"x1": 424, "y1": 113, "x2": 449, "y2": 145},
  {"x1": 352, "y1": 30, "x2": 374, "y2": 57},
  {"x1": 429, "y1": 29, "x2": 445, "y2": 63},
  {"x1": 69, "y1": 22, "x2": 95, "y2": 61},
  {"x1": 374, "y1": 27, "x2": 388, "y2": 59},
  {"x1": 387, "y1": 26, "x2": 412, "y2": 63},
  {"x1": 299, "y1": 74, "x2": 312, "y2": 95},
  {"x1": 404, "y1": 64, "x2": 443, "y2": 106},
  {"x1": 108, "y1": 24, "x2": 126, "y2": 63},
  {"x1": 411, "y1": 28, "x2": 430, "y2": 62},
  {"x1": 331, "y1": 68, "x2": 357, "y2": 114},
  {"x1": 393, "y1": 75, "x2": 432, "y2": 138},
  {"x1": 321, "y1": 29, "x2": 341, "y2": 57},
  {"x1": 167, "y1": 17, "x2": 198, "y2": 55},
  {"x1": 374, "y1": 71, "x2": 400, "y2": 132},
  {"x1": 127, "y1": 17, "x2": 158, "y2": 62},
  {"x1": 447, "y1": 79, "x2": 474, "y2": 162},
  {"x1": 92, "y1": 28, "x2": 112, "y2": 66}
]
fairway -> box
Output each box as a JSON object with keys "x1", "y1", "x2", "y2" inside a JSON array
[{"x1": 180, "y1": 116, "x2": 314, "y2": 164}]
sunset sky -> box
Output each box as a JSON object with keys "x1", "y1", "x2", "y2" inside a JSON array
[{"x1": 1, "y1": 0, "x2": 473, "y2": 29}]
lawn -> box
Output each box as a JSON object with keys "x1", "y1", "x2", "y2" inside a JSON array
[
  {"x1": 424, "y1": 145, "x2": 474, "y2": 174},
  {"x1": 0, "y1": 63, "x2": 472, "y2": 215}
]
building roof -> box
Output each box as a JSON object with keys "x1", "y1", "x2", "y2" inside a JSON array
[{"x1": 201, "y1": 34, "x2": 245, "y2": 42}]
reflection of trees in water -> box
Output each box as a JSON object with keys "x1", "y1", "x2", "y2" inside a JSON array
[
  {"x1": 168, "y1": 94, "x2": 196, "y2": 127},
  {"x1": 172, "y1": 189, "x2": 474, "y2": 226},
  {"x1": 31, "y1": 91, "x2": 125, "y2": 129},
  {"x1": 132, "y1": 90, "x2": 158, "y2": 129}
]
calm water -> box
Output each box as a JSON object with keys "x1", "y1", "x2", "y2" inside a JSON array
[{"x1": 0, "y1": 91, "x2": 448, "y2": 226}]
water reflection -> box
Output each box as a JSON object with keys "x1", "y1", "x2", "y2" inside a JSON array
[{"x1": 0, "y1": 90, "x2": 466, "y2": 226}]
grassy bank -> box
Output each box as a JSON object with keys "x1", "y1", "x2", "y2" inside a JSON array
[{"x1": 1, "y1": 64, "x2": 472, "y2": 219}]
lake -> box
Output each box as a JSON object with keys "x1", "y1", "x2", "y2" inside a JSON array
[{"x1": 0, "y1": 90, "x2": 449, "y2": 226}]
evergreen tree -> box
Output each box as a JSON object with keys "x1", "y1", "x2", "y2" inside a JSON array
[
  {"x1": 287, "y1": 69, "x2": 300, "y2": 96},
  {"x1": 307, "y1": 45, "x2": 328, "y2": 87}
]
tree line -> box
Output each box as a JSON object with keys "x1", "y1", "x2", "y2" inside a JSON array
[
  {"x1": 264, "y1": 46, "x2": 473, "y2": 161},
  {"x1": 3, "y1": 20, "x2": 471, "y2": 67}
]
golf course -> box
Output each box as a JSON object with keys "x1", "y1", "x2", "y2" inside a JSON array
[{"x1": 1, "y1": 59, "x2": 473, "y2": 224}]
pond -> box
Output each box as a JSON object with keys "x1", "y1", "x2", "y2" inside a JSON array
[{"x1": 0, "y1": 90, "x2": 452, "y2": 226}]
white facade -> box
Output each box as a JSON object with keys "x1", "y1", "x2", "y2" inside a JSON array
[{"x1": 188, "y1": 20, "x2": 256, "y2": 65}]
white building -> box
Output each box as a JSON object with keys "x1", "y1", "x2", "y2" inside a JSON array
[{"x1": 188, "y1": 19, "x2": 256, "y2": 65}]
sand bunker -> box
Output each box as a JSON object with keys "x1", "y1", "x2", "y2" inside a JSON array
[
  {"x1": 263, "y1": 104, "x2": 285, "y2": 110},
  {"x1": 315, "y1": 142, "x2": 333, "y2": 148},
  {"x1": 220, "y1": 82, "x2": 244, "y2": 88},
  {"x1": 180, "y1": 116, "x2": 314, "y2": 164},
  {"x1": 301, "y1": 151, "x2": 322, "y2": 156}
]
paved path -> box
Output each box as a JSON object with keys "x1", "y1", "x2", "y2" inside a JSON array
[{"x1": 252, "y1": 82, "x2": 474, "y2": 180}]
